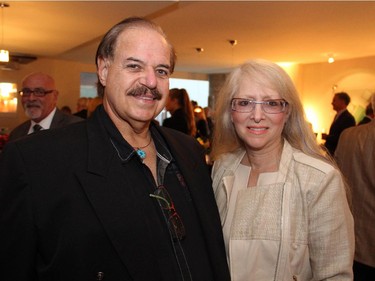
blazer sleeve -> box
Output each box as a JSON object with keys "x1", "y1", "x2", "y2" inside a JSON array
[
  {"x1": 307, "y1": 168, "x2": 354, "y2": 280},
  {"x1": 0, "y1": 142, "x2": 38, "y2": 280}
]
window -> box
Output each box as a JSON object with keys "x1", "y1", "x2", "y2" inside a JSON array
[
  {"x1": 156, "y1": 78, "x2": 209, "y2": 124},
  {"x1": 80, "y1": 72, "x2": 98, "y2": 98}
]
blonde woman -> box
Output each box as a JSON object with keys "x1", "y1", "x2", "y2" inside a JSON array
[{"x1": 211, "y1": 59, "x2": 354, "y2": 281}]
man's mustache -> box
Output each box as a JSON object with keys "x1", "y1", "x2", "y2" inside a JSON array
[{"x1": 127, "y1": 86, "x2": 162, "y2": 100}]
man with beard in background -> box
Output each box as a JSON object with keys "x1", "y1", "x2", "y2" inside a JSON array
[{"x1": 8, "y1": 72, "x2": 82, "y2": 141}]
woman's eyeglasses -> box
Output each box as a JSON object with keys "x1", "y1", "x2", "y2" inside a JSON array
[
  {"x1": 231, "y1": 98, "x2": 288, "y2": 114},
  {"x1": 150, "y1": 185, "x2": 186, "y2": 241}
]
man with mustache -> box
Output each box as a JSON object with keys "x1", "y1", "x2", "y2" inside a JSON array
[
  {"x1": 8, "y1": 72, "x2": 82, "y2": 141},
  {"x1": 0, "y1": 17, "x2": 230, "y2": 281}
]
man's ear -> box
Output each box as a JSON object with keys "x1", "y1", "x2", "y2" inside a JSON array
[{"x1": 97, "y1": 57, "x2": 109, "y2": 86}]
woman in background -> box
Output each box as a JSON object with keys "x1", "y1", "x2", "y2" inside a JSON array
[
  {"x1": 163, "y1": 88, "x2": 196, "y2": 137},
  {"x1": 210, "y1": 59, "x2": 354, "y2": 281}
]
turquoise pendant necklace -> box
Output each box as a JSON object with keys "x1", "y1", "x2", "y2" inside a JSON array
[{"x1": 133, "y1": 136, "x2": 152, "y2": 160}]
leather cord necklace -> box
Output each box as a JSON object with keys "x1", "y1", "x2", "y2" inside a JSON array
[{"x1": 133, "y1": 136, "x2": 152, "y2": 159}]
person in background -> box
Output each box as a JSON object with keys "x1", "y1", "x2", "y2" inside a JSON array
[
  {"x1": 204, "y1": 106, "x2": 214, "y2": 140},
  {"x1": 73, "y1": 97, "x2": 89, "y2": 119},
  {"x1": 87, "y1": 95, "x2": 103, "y2": 117},
  {"x1": 322, "y1": 92, "x2": 356, "y2": 156},
  {"x1": 194, "y1": 106, "x2": 210, "y2": 142},
  {"x1": 61, "y1": 105, "x2": 72, "y2": 115},
  {"x1": 0, "y1": 17, "x2": 230, "y2": 281},
  {"x1": 335, "y1": 93, "x2": 375, "y2": 281},
  {"x1": 194, "y1": 105, "x2": 210, "y2": 151},
  {"x1": 8, "y1": 72, "x2": 82, "y2": 142},
  {"x1": 191, "y1": 100, "x2": 198, "y2": 108},
  {"x1": 211, "y1": 59, "x2": 354, "y2": 280},
  {"x1": 163, "y1": 88, "x2": 196, "y2": 137},
  {"x1": 358, "y1": 102, "x2": 374, "y2": 125}
]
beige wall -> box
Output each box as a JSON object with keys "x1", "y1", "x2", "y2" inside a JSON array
[
  {"x1": 2, "y1": 56, "x2": 375, "y2": 136},
  {"x1": 299, "y1": 56, "x2": 375, "y2": 142}
]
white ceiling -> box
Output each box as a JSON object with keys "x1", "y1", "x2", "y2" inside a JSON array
[{"x1": 2, "y1": 1, "x2": 375, "y2": 74}]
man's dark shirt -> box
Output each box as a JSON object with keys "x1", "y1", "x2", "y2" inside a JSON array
[{"x1": 101, "y1": 108, "x2": 213, "y2": 280}]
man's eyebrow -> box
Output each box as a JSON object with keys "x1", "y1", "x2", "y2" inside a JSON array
[
  {"x1": 158, "y1": 63, "x2": 171, "y2": 70},
  {"x1": 125, "y1": 57, "x2": 142, "y2": 64},
  {"x1": 125, "y1": 57, "x2": 170, "y2": 70}
]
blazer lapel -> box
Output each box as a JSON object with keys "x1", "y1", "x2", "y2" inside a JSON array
[
  {"x1": 75, "y1": 117, "x2": 160, "y2": 280},
  {"x1": 50, "y1": 109, "x2": 66, "y2": 129}
]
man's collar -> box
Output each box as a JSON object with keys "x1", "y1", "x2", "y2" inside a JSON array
[
  {"x1": 30, "y1": 107, "x2": 57, "y2": 130},
  {"x1": 335, "y1": 108, "x2": 347, "y2": 117},
  {"x1": 98, "y1": 106, "x2": 173, "y2": 163}
]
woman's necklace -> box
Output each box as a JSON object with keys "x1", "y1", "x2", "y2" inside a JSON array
[{"x1": 133, "y1": 136, "x2": 152, "y2": 159}]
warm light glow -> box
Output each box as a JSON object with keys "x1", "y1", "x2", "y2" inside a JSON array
[
  {"x1": 328, "y1": 56, "x2": 335, "y2": 64},
  {"x1": 276, "y1": 62, "x2": 298, "y2": 81},
  {"x1": 0, "y1": 49, "x2": 8, "y2": 62},
  {"x1": 303, "y1": 104, "x2": 328, "y2": 143},
  {"x1": 305, "y1": 106, "x2": 318, "y2": 132},
  {"x1": 0, "y1": 82, "x2": 18, "y2": 113},
  {"x1": 276, "y1": 62, "x2": 294, "y2": 68}
]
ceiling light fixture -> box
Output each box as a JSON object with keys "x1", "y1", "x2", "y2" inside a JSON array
[
  {"x1": 229, "y1": 39, "x2": 237, "y2": 46},
  {"x1": 196, "y1": 47, "x2": 204, "y2": 53},
  {"x1": 0, "y1": 2, "x2": 10, "y2": 63},
  {"x1": 228, "y1": 40, "x2": 238, "y2": 67},
  {"x1": 328, "y1": 54, "x2": 335, "y2": 64}
]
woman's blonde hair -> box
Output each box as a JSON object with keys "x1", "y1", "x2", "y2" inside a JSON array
[{"x1": 211, "y1": 59, "x2": 329, "y2": 163}]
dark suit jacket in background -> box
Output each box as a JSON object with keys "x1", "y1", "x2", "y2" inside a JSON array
[
  {"x1": 162, "y1": 108, "x2": 190, "y2": 135},
  {"x1": 73, "y1": 109, "x2": 88, "y2": 119},
  {"x1": 0, "y1": 108, "x2": 230, "y2": 281},
  {"x1": 8, "y1": 108, "x2": 83, "y2": 142},
  {"x1": 324, "y1": 109, "x2": 356, "y2": 155},
  {"x1": 358, "y1": 115, "x2": 372, "y2": 125}
]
